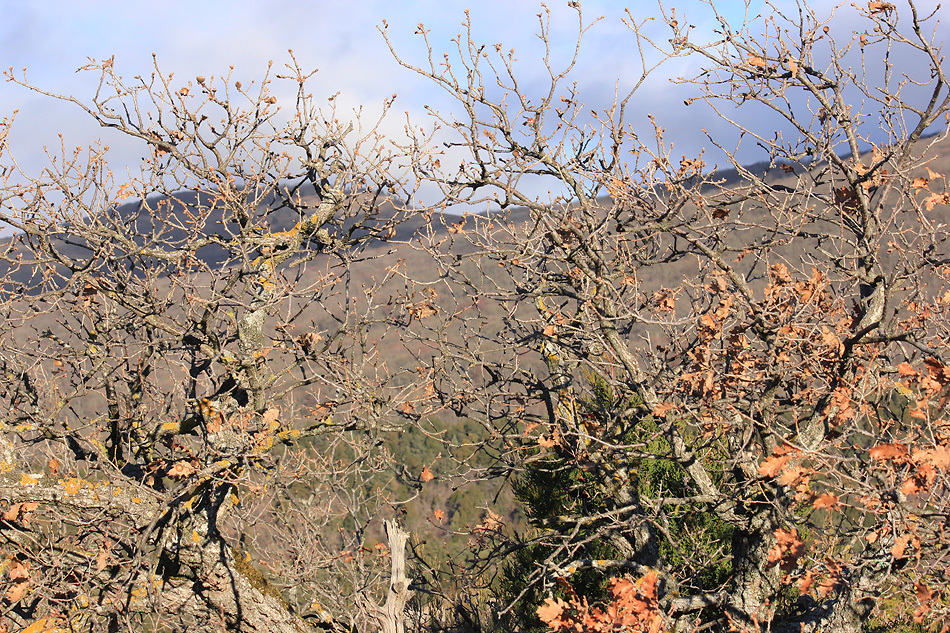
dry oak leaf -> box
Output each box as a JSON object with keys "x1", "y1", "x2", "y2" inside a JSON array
[
  {"x1": 420, "y1": 466, "x2": 435, "y2": 483},
  {"x1": 97, "y1": 538, "x2": 113, "y2": 572},
  {"x1": 925, "y1": 192, "x2": 950, "y2": 211},
  {"x1": 915, "y1": 445, "x2": 950, "y2": 469},
  {"x1": 891, "y1": 533, "x2": 918, "y2": 559},
  {"x1": 766, "y1": 528, "x2": 805, "y2": 573},
  {"x1": 538, "y1": 432, "x2": 559, "y2": 448},
  {"x1": 433, "y1": 509, "x2": 445, "y2": 523},
  {"x1": 537, "y1": 597, "x2": 570, "y2": 630},
  {"x1": 914, "y1": 582, "x2": 935, "y2": 623},
  {"x1": 897, "y1": 362, "x2": 919, "y2": 377},
  {"x1": 2, "y1": 502, "x2": 38, "y2": 525},
  {"x1": 777, "y1": 465, "x2": 811, "y2": 488},
  {"x1": 168, "y1": 460, "x2": 197, "y2": 480},
  {"x1": 758, "y1": 444, "x2": 798, "y2": 478},
  {"x1": 796, "y1": 570, "x2": 815, "y2": 593},
  {"x1": 901, "y1": 463, "x2": 936, "y2": 495},
  {"x1": 868, "y1": 1, "x2": 895, "y2": 14},
  {"x1": 652, "y1": 402, "x2": 676, "y2": 418},
  {"x1": 812, "y1": 493, "x2": 839, "y2": 510},
  {"x1": 262, "y1": 407, "x2": 280, "y2": 427},
  {"x1": 5, "y1": 558, "x2": 30, "y2": 602},
  {"x1": 869, "y1": 442, "x2": 909, "y2": 462}
]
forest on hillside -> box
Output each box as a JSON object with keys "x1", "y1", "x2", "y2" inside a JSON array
[{"x1": 2, "y1": 2, "x2": 950, "y2": 632}]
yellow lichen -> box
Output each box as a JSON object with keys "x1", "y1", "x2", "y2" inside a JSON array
[
  {"x1": 20, "y1": 473, "x2": 41, "y2": 486},
  {"x1": 60, "y1": 478, "x2": 86, "y2": 495}
]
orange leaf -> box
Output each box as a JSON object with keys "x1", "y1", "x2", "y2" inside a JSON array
[
  {"x1": 897, "y1": 362, "x2": 918, "y2": 377},
  {"x1": 758, "y1": 445, "x2": 798, "y2": 477},
  {"x1": 652, "y1": 402, "x2": 676, "y2": 418},
  {"x1": 2, "y1": 502, "x2": 39, "y2": 525},
  {"x1": 433, "y1": 509, "x2": 445, "y2": 522},
  {"x1": 891, "y1": 533, "x2": 914, "y2": 559},
  {"x1": 537, "y1": 597, "x2": 569, "y2": 628},
  {"x1": 915, "y1": 445, "x2": 950, "y2": 469},
  {"x1": 796, "y1": 570, "x2": 815, "y2": 593},
  {"x1": 168, "y1": 460, "x2": 197, "y2": 480},
  {"x1": 914, "y1": 582, "x2": 934, "y2": 623},
  {"x1": 262, "y1": 407, "x2": 280, "y2": 427},
  {"x1": 5, "y1": 558, "x2": 30, "y2": 602},
  {"x1": 812, "y1": 493, "x2": 839, "y2": 510},
  {"x1": 748, "y1": 55, "x2": 769, "y2": 68},
  {"x1": 543, "y1": 324, "x2": 557, "y2": 337},
  {"x1": 766, "y1": 528, "x2": 805, "y2": 572},
  {"x1": 777, "y1": 465, "x2": 811, "y2": 487},
  {"x1": 868, "y1": 1, "x2": 895, "y2": 14},
  {"x1": 420, "y1": 466, "x2": 435, "y2": 482},
  {"x1": 869, "y1": 443, "x2": 909, "y2": 462},
  {"x1": 97, "y1": 539, "x2": 112, "y2": 571}
]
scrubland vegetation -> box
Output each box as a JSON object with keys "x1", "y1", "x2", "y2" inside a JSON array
[{"x1": 2, "y1": 1, "x2": 950, "y2": 632}]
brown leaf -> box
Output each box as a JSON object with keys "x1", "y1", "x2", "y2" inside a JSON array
[
  {"x1": 766, "y1": 528, "x2": 805, "y2": 572},
  {"x1": 796, "y1": 570, "x2": 815, "y2": 593},
  {"x1": 891, "y1": 533, "x2": 914, "y2": 559},
  {"x1": 420, "y1": 466, "x2": 435, "y2": 482},
  {"x1": 915, "y1": 445, "x2": 950, "y2": 469},
  {"x1": 748, "y1": 55, "x2": 769, "y2": 68},
  {"x1": 2, "y1": 502, "x2": 39, "y2": 525},
  {"x1": 5, "y1": 558, "x2": 30, "y2": 602},
  {"x1": 543, "y1": 324, "x2": 557, "y2": 337},
  {"x1": 897, "y1": 362, "x2": 919, "y2": 377},
  {"x1": 97, "y1": 538, "x2": 112, "y2": 572},
  {"x1": 776, "y1": 465, "x2": 811, "y2": 487},
  {"x1": 262, "y1": 407, "x2": 279, "y2": 428},
  {"x1": 925, "y1": 192, "x2": 950, "y2": 211},
  {"x1": 812, "y1": 493, "x2": 839, "y2": 510},
  {"x1": 914, "y1": 582, "x2": 934, "y2": 623},
  {"x1": 537, "y1": 597, "x2": 569, "y2": 628},
  {"x1": 868, "y1": 1, "x2": 895, "y2": 14},
  {"x1": 652, "y1": 402, "x2": 676, "y2": 418},
  {"x1": 408, "y1": 300, "x2": 439, "y2": 319},
  {"x1": 758, "y1": 444, "x2": 798, "y2": 477},
  {"x1": 869, "y1": 442, "x2": 909, "y2": 462},
  {"x1": 168, "y1": 460, "x2": 197, "y2": 480}
]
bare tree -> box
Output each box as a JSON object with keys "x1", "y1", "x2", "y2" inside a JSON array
[
  {"x1": 0, "y1": 57, "x2": 434, "y2": 632},
  {"x1": 388, "y1": 1, "x2": 950, "y2": 631}
]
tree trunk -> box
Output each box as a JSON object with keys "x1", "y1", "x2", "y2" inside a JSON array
[{"x1": 368, "y1": 520, "x2": 413, "y2": 633}]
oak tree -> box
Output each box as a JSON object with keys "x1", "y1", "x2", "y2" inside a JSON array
[{"x1": 389, "y1": 1, "x2": 950, "y2": 631}]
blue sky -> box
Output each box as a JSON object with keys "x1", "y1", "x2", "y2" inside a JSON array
[{"x1": 0, "y1": 0, "x2": 945, "y2": 196}]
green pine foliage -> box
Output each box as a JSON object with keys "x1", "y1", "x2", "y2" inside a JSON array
[{"x1": 500, "y1": 373, "x2": 734, "y2": 630}]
